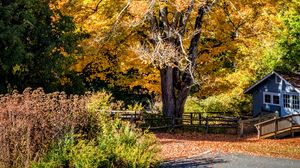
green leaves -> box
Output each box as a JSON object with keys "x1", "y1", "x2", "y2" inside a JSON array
[
  {"x1": 0, "y1": 0, "x2": 86, "y2": 93},
  {"x1": 278, "y1": 4, "x2": 300, "y2": 72}
]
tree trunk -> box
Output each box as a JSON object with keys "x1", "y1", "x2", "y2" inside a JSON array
[
  {"x1": 160, "y1": 67, "x2": 190, "y2": 119},
  {"x1": 160, "y1": 67, "x2": 175, "y2": 117}
]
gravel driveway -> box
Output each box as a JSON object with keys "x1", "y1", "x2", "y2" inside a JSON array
[{"x1": 159, "y1": 152, "x2": 300, "y2": 168}]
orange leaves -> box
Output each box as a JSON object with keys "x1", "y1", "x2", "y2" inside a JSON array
[{"x1": 157, "y1": 132, "x2": 300, "y2": 160}]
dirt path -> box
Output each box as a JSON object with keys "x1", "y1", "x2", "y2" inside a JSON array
[{"x1": 156, "y1": 132, "x2": 300, "y2": 160}]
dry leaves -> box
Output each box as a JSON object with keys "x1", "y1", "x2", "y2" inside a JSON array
[{"x1": 156, "y1": 132, "x2": 300, "y2": 160}]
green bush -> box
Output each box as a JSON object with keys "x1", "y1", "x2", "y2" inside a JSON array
[
  {"x1": 32, "y1": 91, "x2": 160, "y2": 168},
  {"x1": 184, "y1": 96, "x2": 202, "y2": 112},
  {"x1": 184, "y1": 93, "x2": 251, "y2": 116},
  {"x1": 198, "y1": 93, "x2": 251, "y2": 116}
]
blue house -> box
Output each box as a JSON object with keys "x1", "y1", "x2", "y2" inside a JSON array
[{"x1": 244, "y1": 71, "x2": 300, "y2": 117}]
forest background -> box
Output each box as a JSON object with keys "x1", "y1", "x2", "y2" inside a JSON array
[{"x1": 1, "y1": 0, "x2": 300, "y2": 116}]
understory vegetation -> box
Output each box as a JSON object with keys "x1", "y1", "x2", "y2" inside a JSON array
[{"x1": 0, "y1": 88, "x2": 160, "y2": 168}]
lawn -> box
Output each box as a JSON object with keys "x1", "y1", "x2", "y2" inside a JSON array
[{"x1": 156, "y1": 132, "x2": 300, "y2": 160}]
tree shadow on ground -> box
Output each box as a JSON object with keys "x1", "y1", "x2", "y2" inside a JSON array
[{"x1": 158, "y1": 155, "x2": 228, "y2": 168}]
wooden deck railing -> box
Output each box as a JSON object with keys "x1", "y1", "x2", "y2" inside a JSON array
[
  {"x1": 254, "y1": 114, "x2": 300, "y2": 139},
  {"x1": 238, "y1": 113, "x2": 276, "y2": 137}
]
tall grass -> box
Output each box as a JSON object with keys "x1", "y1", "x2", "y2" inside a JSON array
[
  {"x1": 0, "y1": 88, "x2": 89, "y2": 168},
  {"x1": 0, "y1": 88, "x2": 160, "y2": 168},
  {"x1": 32, "y1": 91, "x2": 160, "y2": 168}
]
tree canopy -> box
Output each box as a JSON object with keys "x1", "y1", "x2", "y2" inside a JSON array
[
  {"x1": 1, "y1": 0, "x2": 299, "y2": 114},
  {"x1": 0, "y1": 0, "x2": 86, "y2": 93}
]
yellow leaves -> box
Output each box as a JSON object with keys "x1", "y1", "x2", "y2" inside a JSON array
[
  {"x1": 130, "y1": 71, "x2": 161, "y2": 93},
  {"x1": 60, "y1": 76, "x2": 71, "y2": 86}
]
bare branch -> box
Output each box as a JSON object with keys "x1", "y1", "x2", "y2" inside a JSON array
[{"x1": 93, "y1": 0, "x2": 103, "y2": 13}]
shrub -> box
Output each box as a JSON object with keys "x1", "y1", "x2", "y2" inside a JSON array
[
  {"x1": 184, "y1": 96, "x2": 202, "y2": 112},
  {"x1": 198, "y1": 93, "x2": 251, "y2": 116},
  {"x1": 0, "y1": 88, "x2": 89, "y2": 168},
  {"x1": 32, "y1": 117, "x2": 159, "y2": 168},
  {"x1": 32, "y1": 91, "x2": 160, "y2": 168}
]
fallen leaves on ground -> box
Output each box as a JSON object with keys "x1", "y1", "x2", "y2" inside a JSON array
[{"x1": 156, "y1": 132, "x2": 300, "y2": 160}]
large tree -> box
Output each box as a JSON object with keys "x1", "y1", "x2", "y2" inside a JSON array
[
  {"x1": 137, "y1": 0, "x2": 277, "y2": 118},
  {"x1": 147, "y1": 0, "x2": 217, "y2": 118},
  {"x1": 56, "y1": 0, "x2": 277, "y2": 115}
]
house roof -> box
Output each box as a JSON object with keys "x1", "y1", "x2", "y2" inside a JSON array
[
  {"x1": 244, "y1": 71, "x2": 300, "y2": 94},
  {"x1": 277, "y1": 71, "x2": 300, "y2": 91}
]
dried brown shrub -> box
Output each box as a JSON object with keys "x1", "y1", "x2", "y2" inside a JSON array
[{"x1": 0, "y1": 88, "x2": 90, "y2": 168}]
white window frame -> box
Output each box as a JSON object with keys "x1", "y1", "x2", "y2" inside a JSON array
[
  {"x1": 263, "y1": 92, "x2": 280, "y2": 106},
  {"x1": 292, "y1": 95, "x2": 300, "y2": 109},
  {"x1": 283, "y1": 94, "x2": 290, "y2": 108},
  {"x1": 283, "y1": 93, "x2": 300, "y2": 110}
]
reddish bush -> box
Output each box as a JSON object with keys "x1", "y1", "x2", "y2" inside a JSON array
[{"x1": 0, "y1": 88, "x2": 90, "y2": 168}]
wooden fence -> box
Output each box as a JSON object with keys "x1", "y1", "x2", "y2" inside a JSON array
[
  {"x1": 255, "y1": 114, "x2": 300, "y2": 139},
  {"x1": 110, "y1": 111, "x2": 239, "y2": 134}
]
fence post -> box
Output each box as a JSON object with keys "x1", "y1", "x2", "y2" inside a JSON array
[
  {"x1": 257, "y1": 125, "x2": 261, "y2": 139},
  {"x1": 130, "y1": 114, "x2": 134, "y2": 124},
  {"x1": 239, "y1": 119, "x2": 244, "y2": 137},
  {"x1": 190, "y1": 113, "x2": 193, "y2": 125},
  {"x1": 274, "y1": 118, "x2": 278, "y2": 139},
  {"x1": 172, "y1": 116, "x2": 175, "y2": 128},
  {"x1": 199, "y1": 113, "x2": 201, "y2": 126},
  {"x1": 205, "y1": 116, "x2": 209, "y2": 134},
  {"x1": 290, "y1": 116, "x2": 294, "y2": 137}
]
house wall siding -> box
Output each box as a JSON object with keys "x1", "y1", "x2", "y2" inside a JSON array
[{"x1": 252, "y1": 74, "x2": 300, "y2": 117}]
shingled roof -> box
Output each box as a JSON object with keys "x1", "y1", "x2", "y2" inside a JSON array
[{"x1": 244, "y1": 71, "x2": 300, "y2": 94}]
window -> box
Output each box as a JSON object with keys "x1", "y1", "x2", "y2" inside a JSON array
[
  {"x1": 284, "y1": 94, "x2": 290, "y2": 108},
  {"x1": 292, "y1": 95, "x2": 300, "y2": 109},
  {"x1": 264, "y1": 94, "x2": 271, "y2": 103},
  {"x1": 275, "y1": 75, "x2": 281, "y2": 84},
  {"x1": 263, "y1": 92, "x2": 280, "y2": 105},
  {"x1": 273, "y1": 95, "x2": 280, "y2": 105}
]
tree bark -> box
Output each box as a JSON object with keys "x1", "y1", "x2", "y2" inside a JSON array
[{"x1": 160, "y1": 67, "x2": 175, "y2": 117}]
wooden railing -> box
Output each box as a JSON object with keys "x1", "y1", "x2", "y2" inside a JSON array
[
  {"x1": 110, "y1": 111, "x2": 239, "y2": 133},
  {"x1": 255, "y1": 114, "x2": 300, "y2": 139},
  {"x1": 238, "y1": 113, "x2": 276, "y2": 137}
]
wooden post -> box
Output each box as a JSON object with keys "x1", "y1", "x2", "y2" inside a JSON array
[
  {"x1": 274, "y1": 118, "x2": 278, "y2": 139},
  {"x1": 257, "y1": 125, "x2": 261, "y2": 139},
  {"x1": 199, "y1": 113, "x2": 201, "y2": 126},
  {"x1": 190, "y1": 113, "x2": 193, "y2": 125},
  {"x1": 205, "y1": 116, "x2": 209, "y2": 134},
  {"x1": 290, "y1": 116, "x2": 294, "y2": 137},
  {"x1": 130, "y1": 114, "x2": 134, "y2": 123},
  {"x1": 239, "y1": 119, "x2": 244, "y2": 137}
]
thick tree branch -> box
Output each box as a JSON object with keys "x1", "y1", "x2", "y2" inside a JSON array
[{"x1": 179, "y1": 0, "x2": 195, "y2": 36}]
